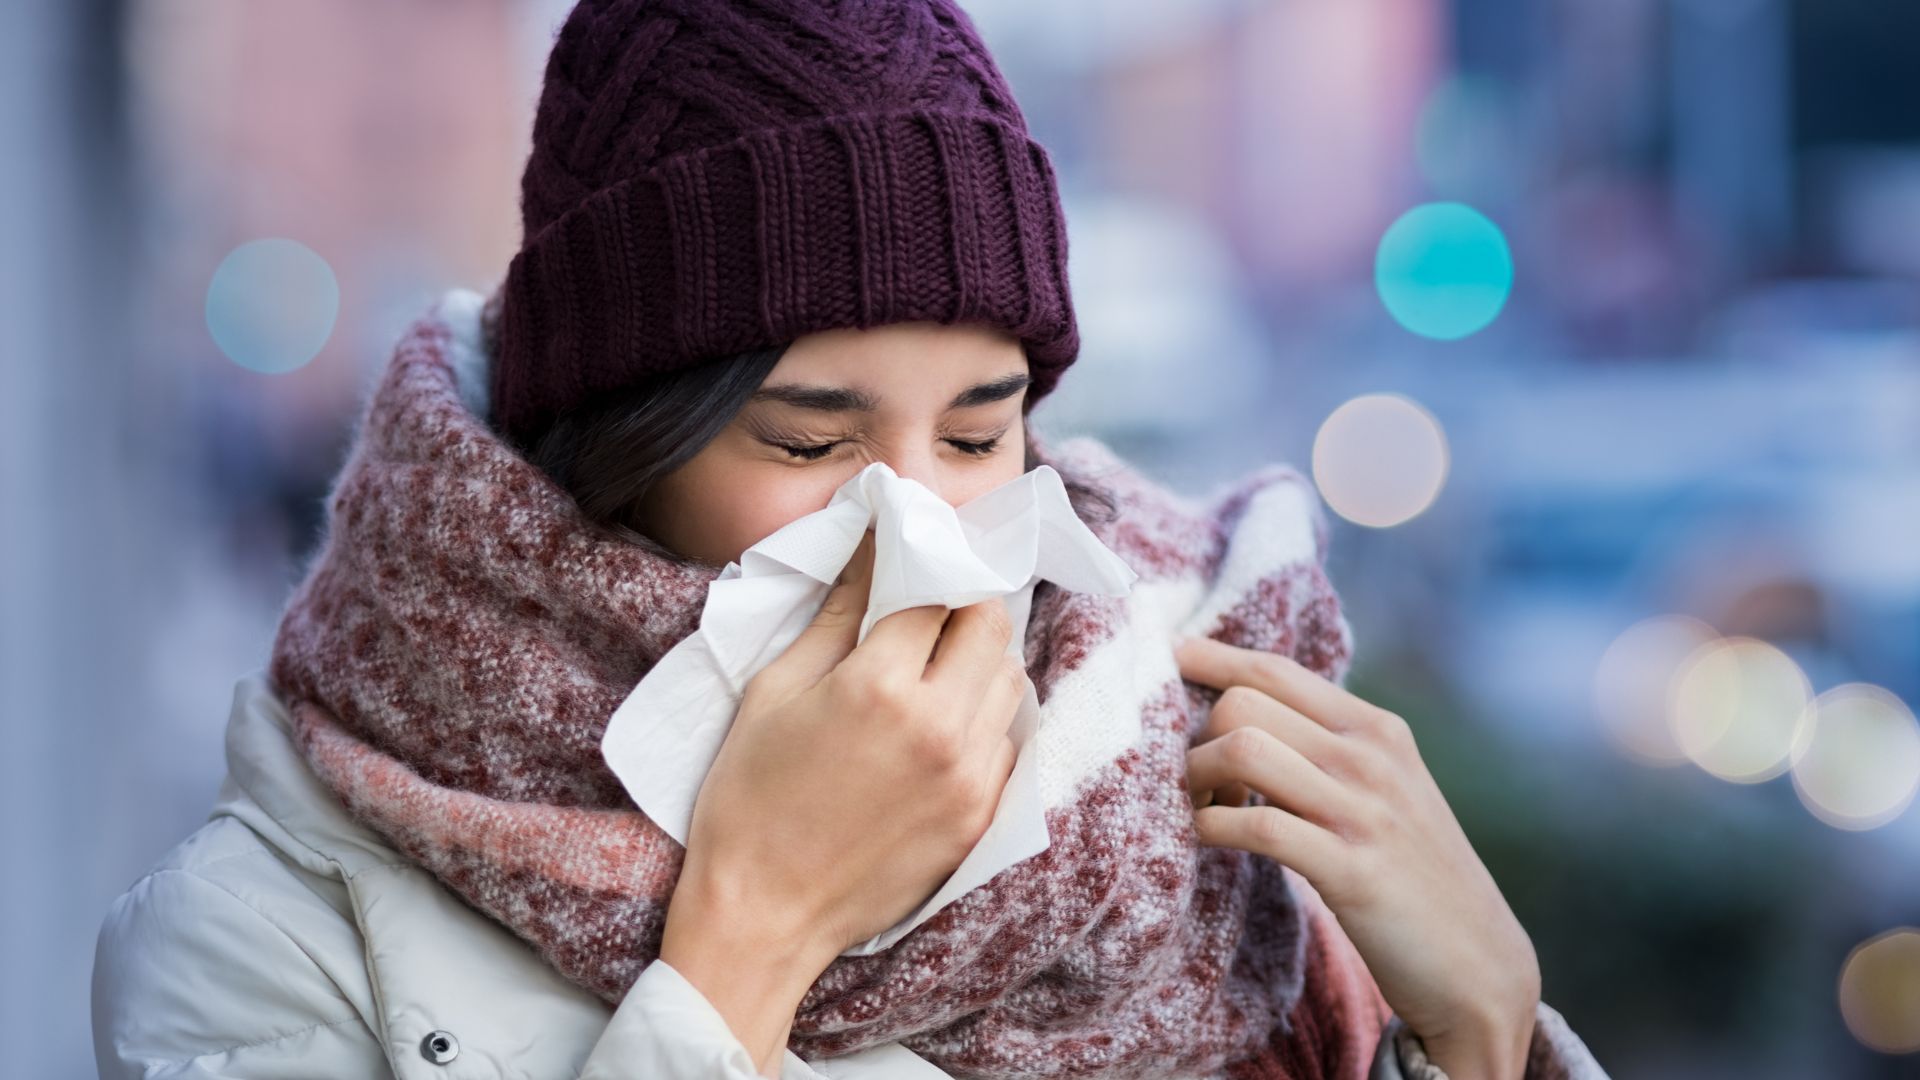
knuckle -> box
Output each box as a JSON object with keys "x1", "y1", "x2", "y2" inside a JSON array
[
  {"x1": 1220, "y1": 725, "x2": 1270, "y2": 770},
  {"x1": 1319, "y1": 736, "x2": 1373, "y2": 784},
  {"x1": 1360, "y1": 704, "x2": 1413, "y2": 747},
  {"x1": 975, "y1": 598, "x2": 1013, "y2": 643},
  {"x1": 851, "y1": 667, "x2": 913, "y2": 717},
  {"x1": 740, "y1": 664, "x2": 785, "y2": 704},
  {"x1": 1250, "y1": 806, "x2": 1290, "y2": 850},
  {"x1": 998, "y1": 654, "x2": 1029, "y2": 694},
  {"x1": 1254, "y1": 650, "x2": 1297, "y2": 685},
  {"x1": 966, "y1": 782, "x2": 1001, "y2": 833},
  {"x1": 1217, "y1": 684, "x2": 1262, "y2": 722},
  {"x1": 1342, "y1": 797, "x2": 1394, "y2": 845},
  {"x1": 912, "y1": 722, "x2": 966, "y2": 772},
  {"x1": 1380, "y1": 721, "x2": 1418, "y2": 763},
  {"x1": 817, "y1": 586, "x2": 860, "y2": 622}
]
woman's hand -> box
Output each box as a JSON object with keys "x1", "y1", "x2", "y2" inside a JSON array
[
  {"x1": 662, "y1": 527, "x2": 1026, "y2": 1073},
  {"x1": 662, "y1": 522, "x2": 1027, "y2": 984},
  {"x1": 1176, "y1": 635, "x2": 1541, "y2": 1080}
]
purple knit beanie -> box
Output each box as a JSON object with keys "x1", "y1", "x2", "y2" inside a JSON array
[{"x1": 491, "y1": 0, "x2": 1080, "y2": 450}]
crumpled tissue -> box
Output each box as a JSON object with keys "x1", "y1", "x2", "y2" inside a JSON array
[{"x1": 602, "y1": 460, "x2": 1139, "y2": 956}]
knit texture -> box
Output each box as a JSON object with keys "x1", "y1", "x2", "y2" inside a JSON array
[
  {"x1": 266, "y1": 290, "x2": 1382, "y2": 1068},
  {"x1": 494, "y1": 0, "x2": 1079, "y2": 450},
  {"x1": 269, "y1": 290, "x2": 1617, "y2": 1080},
  {"x1": 267, "y1": 289, "x2": 1389, "y2": 1077}
]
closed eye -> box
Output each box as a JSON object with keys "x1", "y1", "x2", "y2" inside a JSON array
[{"x1": 775, "y1": 436, "x2": 1002, "y2": 461}]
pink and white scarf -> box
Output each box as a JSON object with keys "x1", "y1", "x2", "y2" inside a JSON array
[{"x1": 269, "y1": 287, "x2": 1401, "y2": 1078}]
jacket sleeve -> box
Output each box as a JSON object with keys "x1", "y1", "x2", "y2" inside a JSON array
[
  {"x1": 579, "y1": 958, "x2": 827, "y2": 1080},
  {"x1": 1368, "y1": 1001, "x2": 1611, "y2": 1080},
  {"x1": 91, "y1": 868, "x2": 395, "y2": 1080}
]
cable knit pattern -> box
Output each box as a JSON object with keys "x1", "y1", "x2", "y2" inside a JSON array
[{"x1": 494, "y1": 0, "x2": 1079, "y2": 448}]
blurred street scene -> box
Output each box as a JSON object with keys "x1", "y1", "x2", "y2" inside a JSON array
[{"x1": 6, "y1": 1, "x2": 1918, "y2": 1076}]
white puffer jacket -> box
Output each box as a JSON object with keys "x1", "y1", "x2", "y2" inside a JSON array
[
  {"x1": 90, "y1": 674, "x2": 1604, "y2": 1079},
  {"x1": 89, "y1": 671, "x2": 950, "y2": 1079}
]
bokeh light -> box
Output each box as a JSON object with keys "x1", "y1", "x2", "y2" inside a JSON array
[
  {"x1": 1791, "y1": 684, "x2": 1920, "y2": 831},
  {"x1": 1374, "y1": 201, "x2": 1514, "y2": 340},
  {"x1": 1668, "y1": 636, "x2": 1813, "y2": 783},
  {"x1": 1593, "y1": 614, "x2": 1722, "y2": 766},
  {"x1": 1838, "y1": 928, "x2": 1920, "y2": 1054},
  {"x1": 204, "y1": 237, "x2": 339, "y2": 374},
  {"x1": 1414, "y1": 75, "x2": 1513, "y2": 197},
  {"x1": 1311, "y1": 393, "x2": 1449, "y2": 528}
]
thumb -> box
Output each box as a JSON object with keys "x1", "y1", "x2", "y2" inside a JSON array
[{"x1": 764, "y1": 527, "x2": 876, "y2": 690}]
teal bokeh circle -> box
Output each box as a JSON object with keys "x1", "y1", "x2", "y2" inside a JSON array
[
  {"x1": 206, "y1": 238, "x2": 339, "y2": 373},
  {"x1": 1374, "y1": 202, "x2": 1512, "y2": 340}
]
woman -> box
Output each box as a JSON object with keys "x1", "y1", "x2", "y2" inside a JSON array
[{"x1": 92, "y1": 2, "x2": 1610, "y2": 1078}]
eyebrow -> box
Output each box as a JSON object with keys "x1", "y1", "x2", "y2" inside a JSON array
[{"x1": 748, "y1": 371, "x2": 1030, "y2": 413}]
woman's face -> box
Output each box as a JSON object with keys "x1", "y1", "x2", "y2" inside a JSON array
[{"x1": 638, "y1": 319, "x2": 1031, "y2": 567}]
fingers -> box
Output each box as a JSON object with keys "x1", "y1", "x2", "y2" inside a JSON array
[
  {"x1": 958, "y1": 647, "x2": 1028, "y2": 746},
  {"x1": 769, "y1": 529, "x2": 891, "y2": 688},
  {"x1": 1187, "y1": 725, "x2": 1351, "y2": 835},
  {"x1": 1175, "y1": 636, "x2": 1358, "y2": 734},
  {"x1": 985, "y1": 735, "x2": 1016, "y2": 801},
  {"x1": 1198, "y1": 684, "x2": 1348, "y2": 777},
  {"x1": 849, "y1": 602, "x2": 955, "y2": 685},
  {"x1": 953, "y1": 735, "x2": 1020, "y2": 845},
  {"x1": 1193, "y1": 779, "x2": 1251, "y2": 810},
  {"x1": 923, "y1": 596, "x2": 1017, "y2": 717},
  {"x1": 1192, "y1": 802, "x2": 1342, "y2": 883}
]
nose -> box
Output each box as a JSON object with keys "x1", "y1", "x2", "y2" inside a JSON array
[{"x1": 878, "y1": 444, "x2": 953, "y2": 503}]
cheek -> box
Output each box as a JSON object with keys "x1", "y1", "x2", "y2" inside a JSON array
[
  {"x1": 684, "y1": 461, "x2": 843, "y2": 561},
  {"x1": 944, "y1": 445, "x2": 1027, "y2": 506},
  {"x1": 729, "y1": 476, "x2": 839, "y2": 547}
]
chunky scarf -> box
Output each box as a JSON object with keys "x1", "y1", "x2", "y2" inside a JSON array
[{"x1": 268, "y1": 288, "x2": 1395, "y2": 1078}]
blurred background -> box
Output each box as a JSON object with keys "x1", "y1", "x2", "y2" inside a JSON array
[{"x1": 7, "y1": 0, "x2": 1919, "y2": 1075}]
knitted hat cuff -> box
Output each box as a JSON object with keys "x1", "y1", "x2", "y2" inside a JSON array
[{"x1": 492, "y1": 106, "x2": 1078, "y2": 449}]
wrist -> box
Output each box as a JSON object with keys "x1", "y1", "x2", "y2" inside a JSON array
[
  {"x1": 1418, "y1": 1001, "x2": 1534, "y2": 1080},
  {"x1": 660, "y1": 862, "x2": 839, "y2": 1069}
]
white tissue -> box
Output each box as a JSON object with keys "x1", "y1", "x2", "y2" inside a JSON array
[{"x1": 601, "y1": 460, "x2": 1139, "y2": 956}]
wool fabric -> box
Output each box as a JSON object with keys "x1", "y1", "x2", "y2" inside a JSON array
[
  {"x1": 266, "y1": 289, "x2": 1402, "y2": 1078},
  {"x1": 493, "y1": 0, "x2": 1079, "y2": 450}
]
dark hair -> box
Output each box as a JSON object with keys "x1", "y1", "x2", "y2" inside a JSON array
[{"x1": 524, "y1": 346, "x2": 1118, "y2": 567}]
